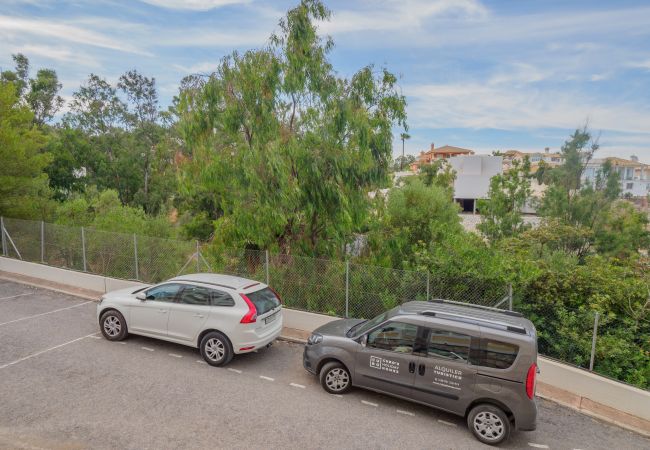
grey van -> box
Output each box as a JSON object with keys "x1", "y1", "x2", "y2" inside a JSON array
[{"x1": 303, "y1": 300, "x2": 538, "y2": 445}]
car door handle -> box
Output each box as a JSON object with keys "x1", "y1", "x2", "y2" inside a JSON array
[
  {"x1": 408, "y1": 362, "x2": 415, "y2": 373},
  {"x1": 418, "y1": 364, "x2": 426, "y2": 376},
  {"x1": 192, "y1": 314, "x2": 205, "y2": 318}
]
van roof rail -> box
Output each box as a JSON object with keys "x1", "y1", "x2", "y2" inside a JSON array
[
  {"x1": 418, "y1": 309, "x2": 527, "y2": 335},
  {"x1": 429, "y1": 299, "x2": 523, "y2": 317}
]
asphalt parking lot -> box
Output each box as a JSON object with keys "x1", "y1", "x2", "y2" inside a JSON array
[{"x1": 0, "y1": 279, "x2": 648, "y2": 450}]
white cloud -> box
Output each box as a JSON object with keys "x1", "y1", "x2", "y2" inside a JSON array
[
  {"x1": 160, "y1": 28, "x2": 270, "y2": 48},
  {"x1": 14, "y1": 44, "x2": 100, "y2": 67},
  {"x1": 0, "y1": 15, "x2": 149, "y2": 55},
  {"x1": 629, "y1": 60, "x2": 650, "y2": 71},
  {"x1": 404, "y1": 82, "x2": 650, "y2": 134},
  {"x1": 488, "y1": 63, "x2": 548, "y2": 86},
  {"x1": 139, "y1": 0, "x2": 250, "y2": 11},
  {"x1": 173, "y1": 61, "x2": 219, "y2": 74}
]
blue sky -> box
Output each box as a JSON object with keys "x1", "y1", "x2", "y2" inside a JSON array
[{"x1": 2, "y1": 0, "x2": 650, "y2": 162}]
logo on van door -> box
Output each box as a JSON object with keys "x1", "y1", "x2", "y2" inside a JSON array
[
  {"x1": 370, "y1": 356, "x2": 399, "y2": 374},
  {"x1": 432, "y1": 365, "x2": 462, "y2": 390}
]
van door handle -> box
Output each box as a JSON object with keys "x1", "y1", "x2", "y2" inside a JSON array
[
  {"x1": 408, "y1": 362, "x2": 415, "y2": 373},
  {"x1": 418, "y1": 364, "x2": 426, "y2": 376}
]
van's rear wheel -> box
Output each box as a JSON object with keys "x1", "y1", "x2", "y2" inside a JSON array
[
  {"x1": 468, "y1": 404, "x2": 511, "y2": 445},
  {"x1": 319, "y1": 362, "x2": 351, "y2": 394}
]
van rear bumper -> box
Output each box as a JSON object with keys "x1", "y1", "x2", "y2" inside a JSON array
[{"x1": 515, "y1": 399, "x2": 537, "y2": 431}]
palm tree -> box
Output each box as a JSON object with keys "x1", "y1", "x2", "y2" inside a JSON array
[{"x1": 400, "y1": 132, "x2": 411, "y2": 171}]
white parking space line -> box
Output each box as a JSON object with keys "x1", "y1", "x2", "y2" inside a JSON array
[
  {"x1": 396, "y1": 410, "x2": 415, "y2": 416},
  {"x1": 332, "y1": 394, "x2": 343, "y2": 398},
  {"x1": 0, "y1": 333, "x2": 99, "y2": 370},
  {"x1": 168, "y1": 353, "x2": 183, "y2": 358},
  {"x1": 0, "y1": 301, "x2": 92, "y2": 327},
  {"x1": 228, "y1": 368, "x2": 242, "y2": 374},
  {"x1": 361, "y1": 400, "x2": 378, "y2": 407},
  {"x1": 289, "y1": 383, "x2": 306, "y2": 389},
  {"x1": 437, "y1": 419, "x2": 457, "y2": 427},
  {"x1": 259, "y1": 375, "x2": 275, "y2": 381},
  {"x1": 0, "y1": 293, "x2": 32, "y2": 301},
  {"x1": 88, "y1": 335, "x2": 102, "y2": 339},
  {"x1": 196, "y1": 360, "x2": 206, "y2": 364},
  {"x1": 141, "y1": 347, "x2": 155, "y2": 352},
  {"x1": 528, "y1": 444, "x2": 550, "y2": 449},
  {"x1": 117, "y1": 342, "x2": 126, "y2": 345}
]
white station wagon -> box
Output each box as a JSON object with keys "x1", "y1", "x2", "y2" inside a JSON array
[{"x1": 97, "y1": 273, "x2": 283, "y2": 366}]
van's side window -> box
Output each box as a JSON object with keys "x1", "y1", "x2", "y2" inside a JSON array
[
  {"x1": 426, "y1": 329, "x2": 471, "y2": 362},
  {"x1": 366, "y1": 321, "x2": 418, "y2": 354},
  {"x1": 479, "y1": 340, "x2": 519, "y2": 369}
]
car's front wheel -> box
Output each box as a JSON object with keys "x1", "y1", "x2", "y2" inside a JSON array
[
  {"x1": 200, "y1": 331, "x2": 233, "y2": 366},
  {"x1": 467, "y1": 404, "x2": 511, "y2": 446},
  {"x1": 319, "y1": 362, "x2": 352, "y2": 394},
  {"x1": 100, "y1": 310, "x2": 128, "y2": 341}
]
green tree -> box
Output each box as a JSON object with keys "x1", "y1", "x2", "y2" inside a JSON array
[
  {"x1": 0, "y1": 82, "x2": 52, "y2": 218},
  {"x1": 177, "y1": 0, "x2": 407, "y2": 254},
  {"x1": 26, "y1": 69, "x2": 64, "y2": 125},
  {"x1": 419, "y1": 158, "x2": 456, "y2": 195},
  {"x1": 477, "y1": 157, "x2": 532, "y2": 241}
]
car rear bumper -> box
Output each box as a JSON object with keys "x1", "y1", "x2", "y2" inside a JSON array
[
  {"x1": 515, "y1": 399, "x2": 538, "y2": 431},
  {"x1": 233, "y1": 314, "x2": 283, "y2": 353}
]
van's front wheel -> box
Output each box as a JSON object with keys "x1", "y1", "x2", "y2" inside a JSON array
[
  {"x1": 468, "y1": 404, "x2": 511, "y2": 446},
  {"x1": 319, "y1": 362, "x2": 351, "y2": 394}
]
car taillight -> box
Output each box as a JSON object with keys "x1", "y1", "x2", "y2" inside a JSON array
[
  {"x1": 526, "y1": 362, "x2": 537, "y2": 399},
  {"x1": 268, "y1": 286, "x2": 282, "y2": 304},
  {"x1": 239, "y1": 293, "x2": 257, "y2": 324}
]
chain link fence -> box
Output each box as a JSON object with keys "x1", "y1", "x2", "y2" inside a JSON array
[{"x1": 1, "y1": 216, "x2": 646, "y2": 388}]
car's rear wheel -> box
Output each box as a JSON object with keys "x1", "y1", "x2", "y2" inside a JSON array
[
  {"x1": 467, "y1": 404, "x2": 511, "y2": 446},
  {"x1": 100, "y1": 310, "x2": 128, "y2": 341},
  {"x1": 200, "y1": 331, "x2": 233, "y2": 367},
  {"x1": 319, "y1": 362, "x2": 352, "y2": 394}
]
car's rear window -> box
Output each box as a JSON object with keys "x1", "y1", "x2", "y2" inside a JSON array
[{"x1": 246, "y1": 287, "x2": 280, "y2": 316}]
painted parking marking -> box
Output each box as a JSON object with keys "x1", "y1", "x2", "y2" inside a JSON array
[
  {"x1": 0, "y1": 301, "x2": 92, "y2": 326},
  {"x1": 289, "y1": 383, "x2": 306, "y2": 389},
  {"x1": 0, "y1": 333, "x2": 99, "y2": 370},
  {"x1": 396, "y1": 410, "x2": 415, "y2": 416},
  {"x1": 88, "y1": 335, "x2": 102, "y2": 339},
  {"x1": 260, "y1": 375, "x2": 275, "y2": 381},
  {"x1": 0, "y1": 293, "x2": 32, "y2": 301},
  {"x1": 141, "y1": 347, "x2": 155, "y2": 352},
  {"x1": 228, "y1": 368, "x2": 242, "y2": 374},
  {"x1": 528, "y1": 444, "x2": 549, "y2": 449},
  {"x1": 196, "y1": 360, "x2": 206, "y2": 364},
  {"x1": 168, "y1": 353, "x2": 183, "y2": 358},
  {"x1": 332, "y1": 394, "x2": 343, "y2": 398},
  {"x1": 438, "y1": 419, "x2": 457, "y2": 427},
  {"x1": 361, "y1": 400, "x2": 378, "y2": 407},
  {"x1": 117, "y1": 341, "x2": 126, "y2": 345}
]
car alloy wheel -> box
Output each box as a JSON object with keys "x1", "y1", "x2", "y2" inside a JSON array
[
  {"x1": 325, "y1": 367, "x2": 350, "y2": 392},
  {"x1": 103, "y1": 316, "x2": 121, "y2": 337},
  {"x1": 473, "y1": 411, "x2": 505, "y2": 442},
  {"x1": 205, "y1": 337, "x2": 226, "y2": 362}
]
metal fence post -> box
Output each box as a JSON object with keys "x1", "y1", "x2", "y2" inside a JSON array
[
  {"x1": 589, "y1": 312, "x2": 600, "y2": 372},
  {"x1": 345, "y1": 261, "x2": 350, "y2": 318},
  {"x1": 508, "y1": 284, "x2": 513, "y2": 311},
  {"x1": 426, "y1": 272, "x2": 430, "y2": 301},
  {"x1": 40, "y1": 221, "x2": 45, "y2": 263},
  {"x1": 196, "y1": 240, "x2": 200, "y2": 272},
  {"x1": 0, "y1": 216, "x2": 6, "y2": 257},
  {"x1": 265, "y1": 250, "x2": 270, "y2": 285},
  {"x1": 133, "y1": 234, "x2": 139, "y2": 280},
  {"x1": 81, "y1": 227, "x2": 87, "y2": 272}
]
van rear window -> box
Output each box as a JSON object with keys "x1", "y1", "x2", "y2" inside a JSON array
[
  {"x1": 246, "y1": 288, "x2": 280, "y2": 316},
  {"x1": 478, "y1": 340, "x2": 519, "y2": 369}
]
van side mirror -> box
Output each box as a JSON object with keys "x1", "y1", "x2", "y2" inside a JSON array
[
  {"x1": 136, "y1": 292, "x2": 146, "y2": 301},
  {"x1": 359, "y1": 335, "x2": 368, "y2": 347}
]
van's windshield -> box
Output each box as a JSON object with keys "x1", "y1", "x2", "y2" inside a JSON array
[{"x1": 347, "y1": 306, "x2": 399, "y2": 337}]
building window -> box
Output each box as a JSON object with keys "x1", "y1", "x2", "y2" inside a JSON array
[{"x1": 626, "y1": 183, "x2": 634, "y2": 190}]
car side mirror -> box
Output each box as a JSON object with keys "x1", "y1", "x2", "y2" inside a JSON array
[
  {"x1": 136, "y1": 292, "x2": 146, "y2": 301},
  {"x1": 359, "y1": 335, "x2": 368, "y2": 347}
]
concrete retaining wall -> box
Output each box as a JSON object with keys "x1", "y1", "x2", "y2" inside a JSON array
[{"x1": 1, "y1": 256, "x2": 648, "y2": 432}]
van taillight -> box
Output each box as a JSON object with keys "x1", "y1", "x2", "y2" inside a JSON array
[
  {"x1": 239, "y1": 294, "x2": 257, "y2": 324},
  {"x1": 526, "y1": 363, "x2": 537, "y2": 399}
]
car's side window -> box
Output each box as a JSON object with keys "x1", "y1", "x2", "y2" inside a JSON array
[
  {"x1": 145, "y1": 283, "x2": 181, "y2": 302},
  {"x1": 478, "y1": 340, "x2": 519, "y2": 369},
  {"x1": 426, "y1": 328, "x2": 472, "y2": 362},
  {"x1": 211, "y1": 290, "x2": 235, "y2": 307},
  {"x1": 178, "y1": 285, "x2": 212, "y2": 306},
  {"x1": 366, "y1": 321, "x2": 418, "y2": 354}
]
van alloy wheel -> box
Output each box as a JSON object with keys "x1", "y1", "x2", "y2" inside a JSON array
[
  {"x1": 325, "y1": 367, "x2": 350, "y2": 392},
  {"x1": 473, "y1": 411, "x2": 505, "y2": 442}
]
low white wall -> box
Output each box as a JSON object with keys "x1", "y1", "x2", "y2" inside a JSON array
[{"x1": 1, "y1": 256, "x2": 648, "y2": 422}]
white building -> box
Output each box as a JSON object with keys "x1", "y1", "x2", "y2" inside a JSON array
[
  {"x1": 583, "y1": 156, "x2": 650, "y2": 198},
  {"x1": 447, "y1": 155, "x2": 503, "y2": 213}
]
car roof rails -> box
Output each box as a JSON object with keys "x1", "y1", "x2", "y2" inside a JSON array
[
  {"x1": 418, "y1": 310, "x2": 527, "y2": 335},
  {"x1": 429, "y1": 299, "x2": 523, "y2": 318}
]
